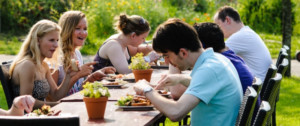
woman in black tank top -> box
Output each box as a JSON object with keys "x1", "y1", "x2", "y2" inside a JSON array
[{"x1": 93, "y1": 14, "x2": 155, "y2": 74}]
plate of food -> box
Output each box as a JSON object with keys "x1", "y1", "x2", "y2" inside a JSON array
[
  {"x1": 100, "y1": 79, "x2": 128, "y2": 88},
  {"x1": 24, "y1": 104, "x2": 61, "y2": 117},
  {"x1": 103, "y1": 74, "x2": 135, "y2": 82},
  {"x1": 116, "y1": 94, "x2": 154, "y2": 111}
]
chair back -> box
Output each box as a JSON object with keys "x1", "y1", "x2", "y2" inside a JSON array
[
  {"x1": 260, "y1": 64, "x2": 277, "y2": 98},
  {"x1": 0, "y1": 115, "x2": 80, "y2": 126},
  {"x1": 0, "y1": 62, "x2": 14, "y2": 108},
  {"x1": 253, "y1": 101, "x2": 271, "y2": 126},
  {"x1": 278, "y1": 48, "x2": 286, "y2": 56},
  {"x1": 275, "y1": 58, "x2": 288, "y2": 102},
  {"x1": 2, "y1": 60, "x2": 13, "y2": 65},
  {"x1": 276, "y1": 51, "x2": 288, "y2": 67},
  {"x1": 252, "y1": 77, "x2": 262, "y2": 94},
  {"x1": 283, "y1": 45, "x2": 290, "y2": 51},
  {"x1": 235, "y1": 87, "x2": 258, "y2": 126},
  {"x1": 261, "y1": 73, "x2": 282, "y2": 126},
  {"x1": 277, "y1": 58, "x2": 288, "y2": 76}
]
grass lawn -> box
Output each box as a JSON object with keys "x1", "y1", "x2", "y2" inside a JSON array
[{"x1": 0, "y1": 76, "x2": 299, "y2": 125}]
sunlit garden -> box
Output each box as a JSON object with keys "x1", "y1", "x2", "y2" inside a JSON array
[{"x1": 0, "y1": 0, "x2": 300, "y2": 125}]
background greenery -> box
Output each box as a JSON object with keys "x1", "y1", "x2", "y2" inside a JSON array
[
  {"x1": 0, "y1": 0, "x2": 300, "y2": 125},
  {"x1": 1, "y1": 0, "x2": 300, "y2": 58}
]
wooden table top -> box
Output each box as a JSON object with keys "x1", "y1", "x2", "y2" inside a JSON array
[
  {"x1": 56, "y1": 69, "x2": 191, "y2": 125},
  {"x1": 51, "y1": 102, "x2": 163, "y2": 126}
]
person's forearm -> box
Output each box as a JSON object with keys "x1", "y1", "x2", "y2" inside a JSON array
[
  {"x1": 52, "y1": 74, "x2": 72, "y2": 101},
  {"x1": 68, "y1": 75, "x2": 80, "y2": 91},
  {"x1": 179, "y1": 76, "x2": 191, "y2": 87},
  {"x1": 145, "y1": 90, "x2": 188, "y2": 121},
  {"x1": 170, "y1": 84, "x2": 187, "y2": 100},
  {"x1": 6, "y1": 104, "x2": 24, "y2": 116}
]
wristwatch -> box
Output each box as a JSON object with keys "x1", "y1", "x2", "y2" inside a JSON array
[{"x1": 143, "y1": 87, "x2": 153, "y2": 95}]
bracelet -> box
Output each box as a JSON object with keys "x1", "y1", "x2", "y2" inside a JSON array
[
  {"x1": 13, "y1": 103, "x2": 19, "y2": 109},
  {"x1": 91, "y1": 74, "x2": 97, "y2": 80}
]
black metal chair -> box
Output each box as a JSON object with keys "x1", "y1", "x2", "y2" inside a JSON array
[
  {"x1": 2, "y1": 60, "x2": 13, "y2": 65},
  {"x1": 253, "y1": 101, "x2": 272, "y2": 126},
  {"x1": 272, "y1": 58, "x2": 289, "y2": 126},
  {"x1": 252, "y1": 77, "x2": 262, "y2": 94},
  {"x1": 0, "y1": 62, "x2": 15, "y2": 108},
  {"x1": 283, "y1": 45, "x2": 289, "y2": 51},
  {"x1": 261, "y1": 73, "x2": 282, "y2": 126},
  {"x1": 0, "y1": 115, "x2": 80, "y2": 126},
  {"x1": 251, "y1": 77, "x2": 263, "y2": 125},
  {"x1": 276, "y1": 51, "x2": 288, "y2": 68},
  {"x1": 235, "y1": 87, "x2": 258, "y2": 126},
  {"x1": 260, "y1": 64, "x2": 277, "y2": 98}
]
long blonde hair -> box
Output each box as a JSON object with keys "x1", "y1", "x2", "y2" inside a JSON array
[
  {"x1": 9, "y1": 20, "x2": 61, "y2": 77},
  {"x1": 57, "y1": 11, "x2": 85, "y2": 71}
]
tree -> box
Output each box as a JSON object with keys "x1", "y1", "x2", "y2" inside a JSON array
[{"x1": 282, "y1": 0, "x2": 292, "y2": 77}]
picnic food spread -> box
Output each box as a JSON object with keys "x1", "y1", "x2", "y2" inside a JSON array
[
  {"x1": 105, "y1": 74, "x2": 134, "y2": 80},
  {"x1": 117, "y1": 94, "x2": 151, "y2": 106},
  {"x1": 101, "y1": 79, "x2": 128, "y2": 85},
  {"x1": 27, "y1": 104, "x2": 55, "y2": 116}
]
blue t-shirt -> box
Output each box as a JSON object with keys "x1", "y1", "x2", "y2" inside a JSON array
[
  {"x1": 221, "y1": 49, "x2": 254, "y2": 93},
  {"x1": 184, "y1": 48, "x2": 243, "y2": 126}
]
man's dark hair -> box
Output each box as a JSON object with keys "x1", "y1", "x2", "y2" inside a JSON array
[
  {"x1": 193, "y1": 22, "x2": 225, "y2": 52},
  {"x1": 216, "y1": 6, "x2": 241, "y2": 23},
  {"x1": 152, "y1": 18, "x2": 201, "y2": 54}
]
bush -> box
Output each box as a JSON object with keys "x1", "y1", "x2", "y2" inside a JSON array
[
  {"x1": 238, "y1": 0, "x2": 295, "y2": 35},
  {"x1": 0, "y1": 0, "x2": 87, "y2": 35},
  {"x1": 81, "y1": 0, "x2": 215, "y2": 54}
]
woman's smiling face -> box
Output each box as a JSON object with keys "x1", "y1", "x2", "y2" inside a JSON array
[{"x1": 72, "y1": 18, "x2": 88, "y2": 47}]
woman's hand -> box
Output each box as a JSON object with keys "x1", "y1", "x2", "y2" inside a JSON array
[
  {"x1": 69, "y1": 62, "x2": 96, "y2": 79},
  {"x1": 92, "y1": 67, "x2": 117, "y2": 80},
  {"x1": 13, "y1": 95, "x2": 35, "y2": 113},
  {"x1": 148, "y1": 51, "x2": 160, "y2": 62},
  {"x1": 100, "y1": 67, "x2": 116, "y2": 74}
]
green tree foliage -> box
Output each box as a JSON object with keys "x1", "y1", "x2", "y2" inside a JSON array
[
  {"x1": 238, "y1": 0, "x2": 295, "y2": 34},
  {"x1": 0, "y1": 0, "x2": 88, "y2": 35}
]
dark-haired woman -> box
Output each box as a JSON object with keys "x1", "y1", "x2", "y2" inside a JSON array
[{"x1": 93, "y1": 14, "x2": 159, "y2": 74}]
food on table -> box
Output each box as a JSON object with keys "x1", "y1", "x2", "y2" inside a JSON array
[
  {"x1": 71, "y1": 59, "x2": 79, "y2": 71},
  {"x1": 101, "y1": 79, "x2": 128, "y2": 85},
  {"x1": 105, "y1": 74, "x2": 134, "y2": 80},
  {"x1": 157, "y1": 90, "x2": 168, "y2": 94},
  {"x1": 117, "y1": 94, "x2": 151, "y2": 106},
  {"x1": 28, "y1": 104, "x2": 53, "y2": 116}
]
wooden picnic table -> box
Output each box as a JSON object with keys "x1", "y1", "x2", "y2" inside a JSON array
[
  {"x1": 53, "y1": 69, "x2": 191, "y2": 126},
  {"x1": 51, "y1": 102, "x2": 164, "y2": 126},
  {"x1": 53, "y1": 69, "x2": 170, "y2": 126}
]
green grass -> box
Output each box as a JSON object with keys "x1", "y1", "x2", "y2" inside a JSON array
[
  {"x1": 0, "y1": 33, "x2": 23, "y2": 55},
  {"x1": 260, "y1": 33, "x2": 300, "y2": 59},
  {"x1": 1, "y1": 32, "x2": 300, "y2": 57},
  {"x1": 0, "y1": 76, "x2": 299, "y2": 125}
]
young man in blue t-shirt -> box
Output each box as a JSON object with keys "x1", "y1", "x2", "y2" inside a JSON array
[{"x1": 133, "y1": 18, "x2": 243, "y2": 125}]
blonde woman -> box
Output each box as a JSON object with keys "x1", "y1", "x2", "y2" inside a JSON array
[
  {"x1": 9, "y1": 20, "x2": 78, "y2": 109},
  {"x1": 93, "y1": 14, "x2": 160, "y2": 74},
  {"x1": 50, "y1": 11, "x2": 116, "y2": 96}
]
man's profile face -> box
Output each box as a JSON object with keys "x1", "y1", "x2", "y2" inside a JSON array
[
  {"x1": 214, "y1": 16, "x2": 230, "y2": 39},
  {"x1": 162, "y1": 51, "x2": 187, "y2": 71}
]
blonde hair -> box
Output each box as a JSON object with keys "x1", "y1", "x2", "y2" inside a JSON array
[
  {"x1": 9, "y1": 20, "x2": 61, "y2": 77},
  {"x1": 114, "y1": 13, "x2": 150, "y2": 36},
  {"x1": 57, "y1": 11, "x2": 85, "y2": 71}
]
